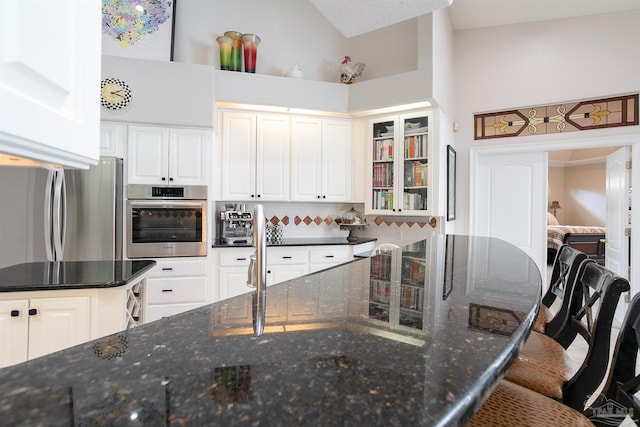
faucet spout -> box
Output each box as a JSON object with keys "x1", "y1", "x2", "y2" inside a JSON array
[{"x1": 250, "y1": 204, "x2": 267, "y2": 336}]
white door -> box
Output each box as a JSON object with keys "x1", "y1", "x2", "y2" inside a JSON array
[
  {"x1": 28, "y1": 296, "x2": 90, "y2": 360},
  {"x1": 128, "y1": 126, "x2": 170, "y2": 184},
  {"x1": 290, "y1": 117, "x2": 322, "y2": 201},
  {"x1": 0, "y1": 0, "x2": 101, "y2": 168},
  {"x1": 256, "y1": 115, "x2": 290, "y2": 201},
  {"x1": 221, "y1": 113, "x2": 256, "y2": 200},
  {"x1": 322, "y1": 119, "x2": 352, "y2": 202},
  {"x1": 471, "y1": 150, "x2": 547, "y2": 276},
  {"x1": 169, "y1": 128, "x2": 207, "y2": 185},
  {"x1": 605, "y1": 147, "x2": 630, "y2": 278},
  {"x1": 0, "y1": 300, "x2": 29, "y2": 368},
  {"x1": 606, "y1": 147, "x2": 631, "y2": 322}
]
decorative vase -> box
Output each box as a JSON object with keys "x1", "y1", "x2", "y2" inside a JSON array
[
  {"x1": 216, "y1": 36, "x2": 233, "y2": 70},
  {"x1": 241, "y1": 33, "x2": 261, "y2": 73},
  {"x1": 224, "y1": 31, "x2": 243, "y2": 71}
]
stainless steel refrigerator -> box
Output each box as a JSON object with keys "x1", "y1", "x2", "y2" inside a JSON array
[{"x1": 0, "y1": 157, "x2": 123, "y2": 269}]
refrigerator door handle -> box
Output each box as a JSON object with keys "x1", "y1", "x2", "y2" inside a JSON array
[
  {"x1": 44, "y1": 171, "x2": 55, "y2": 261},
  {"x1": 53, "y1": 171, "x2": 66, "y2": 260}
]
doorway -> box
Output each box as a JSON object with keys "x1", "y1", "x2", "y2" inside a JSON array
[{"x1": 469, "y1": 133, "x2": 640, "y2": 321}]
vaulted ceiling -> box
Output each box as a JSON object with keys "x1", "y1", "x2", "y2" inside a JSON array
[{"x1": 309, "y1": 0, "x2": 640, "y2": 37}]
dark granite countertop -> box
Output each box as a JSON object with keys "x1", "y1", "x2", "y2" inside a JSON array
[
  {"x1": 0, "y1": 260, "x2": 157, "y2": 292},
  {"x1": 0, "y1": 235, "x2": 541, "y2": 426},
  {"x1": 212, "y1": 236, "x2": 377, "y2": 248}
]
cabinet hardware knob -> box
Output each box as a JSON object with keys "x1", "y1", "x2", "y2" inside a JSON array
[
  {"x1": 322, "y1": 195, "x2": 326, "y2": 199},
  {"x1": 169, "y1": 177, "x2": 174, "y2": 181},
  {"x1": 162, "y1": 289, "x2": 173, "y2": 293},
  {"x1": 28, "y1": 308, "x2": 37, "y2": 316},
  {"x1": 267, "y1": 270, "x2": 271, "y2": 274},
  {"x1": 161, "y1": 177, "x2": 166, "y2": 181},
  {"x1": 317, "y1": 195, "x2": 321, "y2": 199},
  {"x1": 10, "y1": 310, "x2": 19, "y2": 317},
  {"x1": 251, "y1": 194, "x2": 255, "y2": 198},
  {"x1": 257, "y1": 194, "x2": 261, "y2": 198},
  {"x1": 162, "y1": 267, "x2": 173, "y2": 271}
]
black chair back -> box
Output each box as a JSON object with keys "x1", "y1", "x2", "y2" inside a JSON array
[
  {"x1": 585, "y1": 291, "x2": 640, "y2": 426},
  {"x1": 562, "y1": 261, "x2": 631, "y2": 410},
  {"x1": 543, "y1": 244, "x2": 588, "y2": 341}
]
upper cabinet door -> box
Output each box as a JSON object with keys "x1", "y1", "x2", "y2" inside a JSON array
[
  {"x1": 221, "y1": 112, "x2": 257, "y2": 200},
  {"x1": 321, "y1": 119, "x2": 352, "y2": 202},
  {"x1": 169, "y1": 128, "x2": 209, "y2": 186},
  {"x1": 256, "y1": 114, "x2": 290, "y2": 201},
  {"x1": 128, "y1": 126, "x2": 170, "y2": 184},
  {"x1": 290, "y1": 117, "x2": 323, "y2": 201},
  {"x1": 0, "y1": 0, "x2": 101, "y2": 168}
]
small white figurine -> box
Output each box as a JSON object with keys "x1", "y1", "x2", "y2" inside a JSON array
[{"x1": 285, "y1": 63, "x2": 303, "y2": 79}]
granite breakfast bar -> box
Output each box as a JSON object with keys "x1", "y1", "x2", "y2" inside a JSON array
[{"x1": 0, "y1": 235, "x2": 542, "y2": 426}]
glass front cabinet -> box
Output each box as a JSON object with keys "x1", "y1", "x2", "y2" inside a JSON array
[{"x1": 366, "y1": 110, "x2": 434, "y2": 216}]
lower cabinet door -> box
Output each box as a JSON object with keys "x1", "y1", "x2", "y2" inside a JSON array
[
  {"x1": 219, "y1": 267, "x2": 254, "y2": 300},
  {"x1": 28, "y1": 296, "x2": 90, "y2": 360},
  {"x1": 0, "y1": 300, "x2": 29, "y2": 368}
]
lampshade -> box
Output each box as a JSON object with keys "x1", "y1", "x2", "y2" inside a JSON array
[{"x1": 550, "y1": 200, "x2": 561, "y2": 209}]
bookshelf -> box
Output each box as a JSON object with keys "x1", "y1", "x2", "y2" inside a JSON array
[{"x1": 366, "y1": 111, "x2": 434, "y2": 215}]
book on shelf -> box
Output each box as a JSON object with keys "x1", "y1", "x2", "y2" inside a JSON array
[
  {"x1": 404, "y1": 134, "x2": 428, "y2": 159},
  {"x1": 372, "y1": 189, "x2": 394, "y2": 210},
  {"x1": 375, "y1": 138, "x2": 393, "y2": 161}
]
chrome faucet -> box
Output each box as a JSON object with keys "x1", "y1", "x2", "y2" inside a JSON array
[{"x1": 247, "y1": 204, "x2": 267, "y2": 335}]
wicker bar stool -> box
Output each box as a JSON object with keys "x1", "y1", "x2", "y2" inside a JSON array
[
  {"x1": 466, "y1": 292, "x2": 640, "y2": 427},
  {"x1": 504, "y1": 260, "x2": 630, "y2": 410}
]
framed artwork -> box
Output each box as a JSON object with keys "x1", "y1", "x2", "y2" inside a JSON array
[
  {"x1": 102, "y1": 0, "x2": 177, "y2": 61},
  {"x1": 446, "y1": 145, "x2": 456, "y2": 221}
]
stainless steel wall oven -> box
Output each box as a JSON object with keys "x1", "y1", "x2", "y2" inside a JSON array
[{"x1": 126, "y1": 185, "x2": 207, "y2": 258}]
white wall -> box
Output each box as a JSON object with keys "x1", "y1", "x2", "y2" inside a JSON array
[
  {"x1": 101, "y1": 56, "x2": 215, "y2": 127},
  {"x1": 453, "y1": 9, "x2": 640, "y2": 233},
  {"x1": 564, "y1": 162, "x2": 606, "y2": 226},
  {"x1": 173, "y1": 0, "x2": 418, "y2": 83}
]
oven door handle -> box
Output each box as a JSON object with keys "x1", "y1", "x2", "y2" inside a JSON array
[{"x1": 127, "y1": 200, "x2": 206, "y2": 208}]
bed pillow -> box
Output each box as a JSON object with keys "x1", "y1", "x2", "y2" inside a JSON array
[{"x1": 547, "y1": 212, "x2": 560, "y2": 225}]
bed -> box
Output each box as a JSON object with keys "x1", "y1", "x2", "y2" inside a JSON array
[{"x1": 547, "y1": 213, "x2": 606, "y2": 265}]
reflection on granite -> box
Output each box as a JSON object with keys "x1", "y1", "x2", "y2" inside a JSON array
[
  {"x1": 0, "y1": 260, "x2": 156, "y2": 291},
  {"x1": 0, "y1": 235, "x2": 541, "y2": 426},
  {"x1": 212, "y1": 236, "x2": 377, "y2": 248}
]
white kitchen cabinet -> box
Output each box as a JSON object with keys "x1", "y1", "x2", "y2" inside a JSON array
[
  {"x1": 309, "y1": 245, "x2": 351, "y2": 273},
  {"x1": 145, "y1": 258, "x2": 209, "y2": 323},
  {"x1": 266, "y1": 247, "x2": 309, "y2": 285},
  {"x1": 100, "y1": 122, "x2": 126, "y2": 157},
  {"x1": 217, "y1": 247, "x2": 255, "y2": 301},
  {"x1": 221, "y1": 111, "x2": 290, "y2": 201},
  {"x1": 0, "y1": 0, "x2": 101, "y2": 169},
  {"x1": 366, "y1": 110, "x2": 435, "y2": 216},
  {"x1": 0, "y1": 296, "x2": 89, "y2": 368},
  {"x1": 128, "y1": 125, "x2": 209, "y2": 186},
  {"x1": 290, "y1": 117, "x2": 352, "y2": 202}
]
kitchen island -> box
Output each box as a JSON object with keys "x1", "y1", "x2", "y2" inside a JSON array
[
  {"x1": 0, "y1": 236, "x2": 541, "y2": 426},
  {"x1": 0, "y1": 260, "x2": 156, "y2": 368}
]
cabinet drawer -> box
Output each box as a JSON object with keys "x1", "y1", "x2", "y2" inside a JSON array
[
  {"x1": 309, "y1": 246, "x2": 351, "y2": 264},
  {"x1": 146, "y1": 277, "x2": 207, "y2": 304},
  {"x1": 218, "y1": 249, "x2": 255, "y2": 267},
  {"x1": 146, "y1": 302, "x2": 206, "y2": 323},
  {"x1": 150, "y1": 259, "x2": 208, "y2": 277},
  {"x1": 268, "y1": 248, "x2": 308, "y2": 265}
]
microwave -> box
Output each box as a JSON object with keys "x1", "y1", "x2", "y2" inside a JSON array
[{"x1": 126, "y1": 185, "x2": 207, "y2": 258}]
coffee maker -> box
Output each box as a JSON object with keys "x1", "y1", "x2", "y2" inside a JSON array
[{"x1": 219, "y1": 204, "x2": 253, "y2": 244}]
